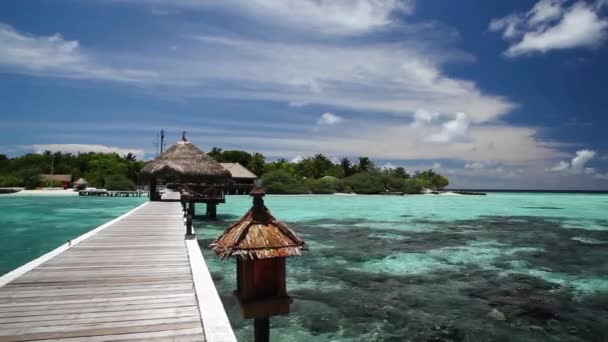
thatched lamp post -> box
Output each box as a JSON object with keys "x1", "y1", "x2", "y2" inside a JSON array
[
  {"x1": 210, "y1": 187, "x2": 306, "y2": 342},
  {"x1": 140, "y1": 132, "x2": 230, "y2": 221}
]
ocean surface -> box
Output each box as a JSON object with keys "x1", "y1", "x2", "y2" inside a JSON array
[
  {"x1": 195, "y1": 193, "x2": 608, "y2": 342},
  {"x1": 0, "y1": 196, "x2": 146, "y2": 276},
  {"x1": 1, "y1": 193, "x2": 607, "y2": 341}
]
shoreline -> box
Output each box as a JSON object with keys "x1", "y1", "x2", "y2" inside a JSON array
[{"x1": 1, "y1": 189, "x2": 79, "y2": 196}]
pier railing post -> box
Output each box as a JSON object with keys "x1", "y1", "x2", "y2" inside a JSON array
[{"x1": 185, "y1": 202, "x2": 195, "y2": 239}]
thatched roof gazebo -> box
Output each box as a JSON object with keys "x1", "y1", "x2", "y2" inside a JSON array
[
  {"x1": 141, "y1": 133, "x2": 231, "y2": 204},
  {"x1": 73, "y1": 178, "x2": 88, "y2": 190}
]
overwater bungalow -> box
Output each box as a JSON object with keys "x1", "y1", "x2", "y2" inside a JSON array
[{"x1": 221, "y1": 162, "x2": 257, "y2": 194}]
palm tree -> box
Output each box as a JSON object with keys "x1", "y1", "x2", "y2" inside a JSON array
[
  {"x1": 340, "y1": 157, "x2": 352, "y2": 177},
  {"x1": 312, "y1": 154, "x2": 332, "y2": 178},
  {"x1": 248, "y1": 153, "x2": 266, "y2": 176},
  {"x1": 125, "y1": 153, "x2": 137, "y2": 162},
  {"x1": 358, "y1": 157, "x2": 374, "y2": 172}
]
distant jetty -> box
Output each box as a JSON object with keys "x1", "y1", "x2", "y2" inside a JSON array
[
  {"x1": 452, "y1": 191, "x2": 486, "y2": 196},
  {"x1": 0, "y1": 188, "x2": 21, "y2": 195},
  {"x1": 78, "y1": 190, "x2": 147, "y2": 197}
]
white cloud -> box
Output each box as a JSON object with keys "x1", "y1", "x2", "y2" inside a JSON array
[
  {"x1": 0, "y1": 23, "x2": 157, "y2": 83},
  {"x1": 489, "y1": 14, "x2": 524, "y2": 39},
  {"x1": 28, "y1": 144, "x2": 145, "y2": 159},
  {"x1": 549, "y1": 160, "x2": 570, "y2": 172},
  {"x1": 528, "y1": 0, "x2": 566, "y2": 25},
  {"x1": 465, "y1": 161, "x2": 498, "y2": 170},
  {"x1": 381, "y1": 162, "x2": 397, "y2": 170},
  {"x1": 317, "y1": 112, "x2": 344, "y2": 125},
  {"x1": 176, "y1": 35, "x2": 513, "y2": 123},
  {"x1": 0, "y1": 21, "x2": 515, "y2": 124},
  {"x1": 490, "y1": 1, "x2": 608, "y2": 56},
  {"x1": 214, "y1": 121, "x2": 564, "y2": 164},
  {"x1": 547, "y1": 149, "x2": 598, "y2": 174},
  {"x1": 462, "y1": 161, "x2": 509, "y2": 176},
  {"x1": 114, "y1": 0, "x2": 413, "y2": 36},
  {"x1": 290, "y1": 155, "x2": 304, "y2": 163},
  {"x1": 425, "y1": 113, "x2": 471, "y2": 143},
  {"x1": 411, "y1": 111, "x2": 471, "y2": 143},
  {"x1": 571, "y1": 149, "x2": 596, "y2": 170}
]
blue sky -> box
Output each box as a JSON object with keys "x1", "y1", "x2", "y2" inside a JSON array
[{"x1": 1, "y1": 0, "x2": 608, "y2": 189}]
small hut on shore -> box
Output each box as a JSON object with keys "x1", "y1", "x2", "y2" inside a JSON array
[
  {"x1": 73, "y1": 178, "x2": 88, "y2": 190},
  {"x1": 140, "y1": 133, "x2": 231, "y2": 217},
  {"x1": 40, "y1": 174, "x2": 72, "y2": 189}
]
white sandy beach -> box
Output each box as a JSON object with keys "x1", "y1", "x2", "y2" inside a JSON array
[{"x1": 3, "y1": 189, "x2": 79, "y2": 196}]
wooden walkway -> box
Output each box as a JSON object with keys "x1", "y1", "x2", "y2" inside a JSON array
[{"x1": 0, "y1": 201, "x2": 235, "y2": 342}]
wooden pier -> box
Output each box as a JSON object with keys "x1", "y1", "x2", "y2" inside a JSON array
[
  {"x1": 0, "y1": 201, "x2": 236, "y2": 342},
  {"x1": 79, "y1": 190, "x2": 147, "y2": 197}
]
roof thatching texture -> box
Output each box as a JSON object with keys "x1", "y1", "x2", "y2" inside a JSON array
[
  {"x1": 73, "y1": 178, "x2": 88, "y2": 185},
  {"x1": 141, "y1": 138, "x2": 231, "y2": 183},
  {"x1": 210, "y1": 191, "x2": 306, "y2": 260},
  {"x1": 220, "y1": 163, "x2": 257, "y2": 179}
]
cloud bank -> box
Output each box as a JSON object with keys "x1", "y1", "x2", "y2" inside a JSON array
[
  {"x1": 490, "y1": 0, "x2": 608, "y2": 56},
  {"x1": 0, "y1": 23, "x2": 157, "y2": 82}
]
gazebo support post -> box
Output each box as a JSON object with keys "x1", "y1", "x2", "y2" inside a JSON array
[
  {"x1": 254, "y1": 318, "x2": 270, "y2": 342},
  {"x1": 149, "y1": 178, "x2": 158, "y2": 201},
  {"x1": 206, "y1": 202, "x2": 217, "y2": 220}
]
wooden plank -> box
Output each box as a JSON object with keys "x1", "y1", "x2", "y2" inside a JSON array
[
  {"x1": 0, "y1": 307, "x2": 199, "y2": 328},
  {"x1": 0, "y1": 302, "x2": 198, "y2": 319},
  {"x1": 0, "y1": 283, "x2": 193, "y2": 297},
  {"x1": 0, "y1": 293, "x2": 194, "y2": 308},
  {"x1": 0, "y1": 321, "x2": 202, "y2": 342},
  {"x1": 34, "y1": 327, "x2": 204, "y2": 342},
  {"x1": 0, "y1": 290, "x2": 194, "y2": 304},
  {"x1": 0, "y1": 307, "x2": 198, "y2": 324}
]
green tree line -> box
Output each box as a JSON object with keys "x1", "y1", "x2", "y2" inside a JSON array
[
  {"x1": 0, "y1": 152, "x2": 144, "y2": 190},
  {"x1": 209, "y1": 148, "x2": 449, "y2": 194},
  {"x1": 0, "y1": 148, "x2": 449, "y2": 194}
]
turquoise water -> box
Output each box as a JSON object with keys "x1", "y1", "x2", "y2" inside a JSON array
[
  {"x1": 0, "y1": 196, "x2": 146, "y2": 276},
  {"x1": 196, "y1": 193, "x2": 608, "y2": 342},
  {"x1": 1, "y1": 193, "x2": 606, "y2": 341}
]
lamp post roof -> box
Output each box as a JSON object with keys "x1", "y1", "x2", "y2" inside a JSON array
[{"x1": 210, "y1": 188, "x2": 306, "y2": 260}]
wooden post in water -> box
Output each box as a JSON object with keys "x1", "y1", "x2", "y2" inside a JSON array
[
  {"x1": 206, "y1": 202, "x2": 217, "y2": 220},
  {"x1": 254, "y1": 318, "x2": 270, "y2": 342}
]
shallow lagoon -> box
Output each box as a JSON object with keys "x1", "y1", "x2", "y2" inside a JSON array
[
  {"x1": 197, "y1": 193, "x2": 608, "y2": 341},
  {"x1": 0, "y1": 196, "x2": 146, "y2": 276},
  {"x1": 0, "y1": 193, "x2": 606, "y2": 341}
]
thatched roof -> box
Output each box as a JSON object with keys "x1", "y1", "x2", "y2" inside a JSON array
[
  {"x1": 141, "y1": 135, "x2": 231, "y2": 183},
  {"x1": 220, "y1": 163, "x2": 257, "y2": 179},
  {"x1": 210, "y1": 188, "x2": 306, "y2": 260},
  {"x1": 73, "y1": 178, "x2": 88, "y2": 186},
  {"x1": 40, "y1": 174, "x2": 71, "y2": 182}
]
